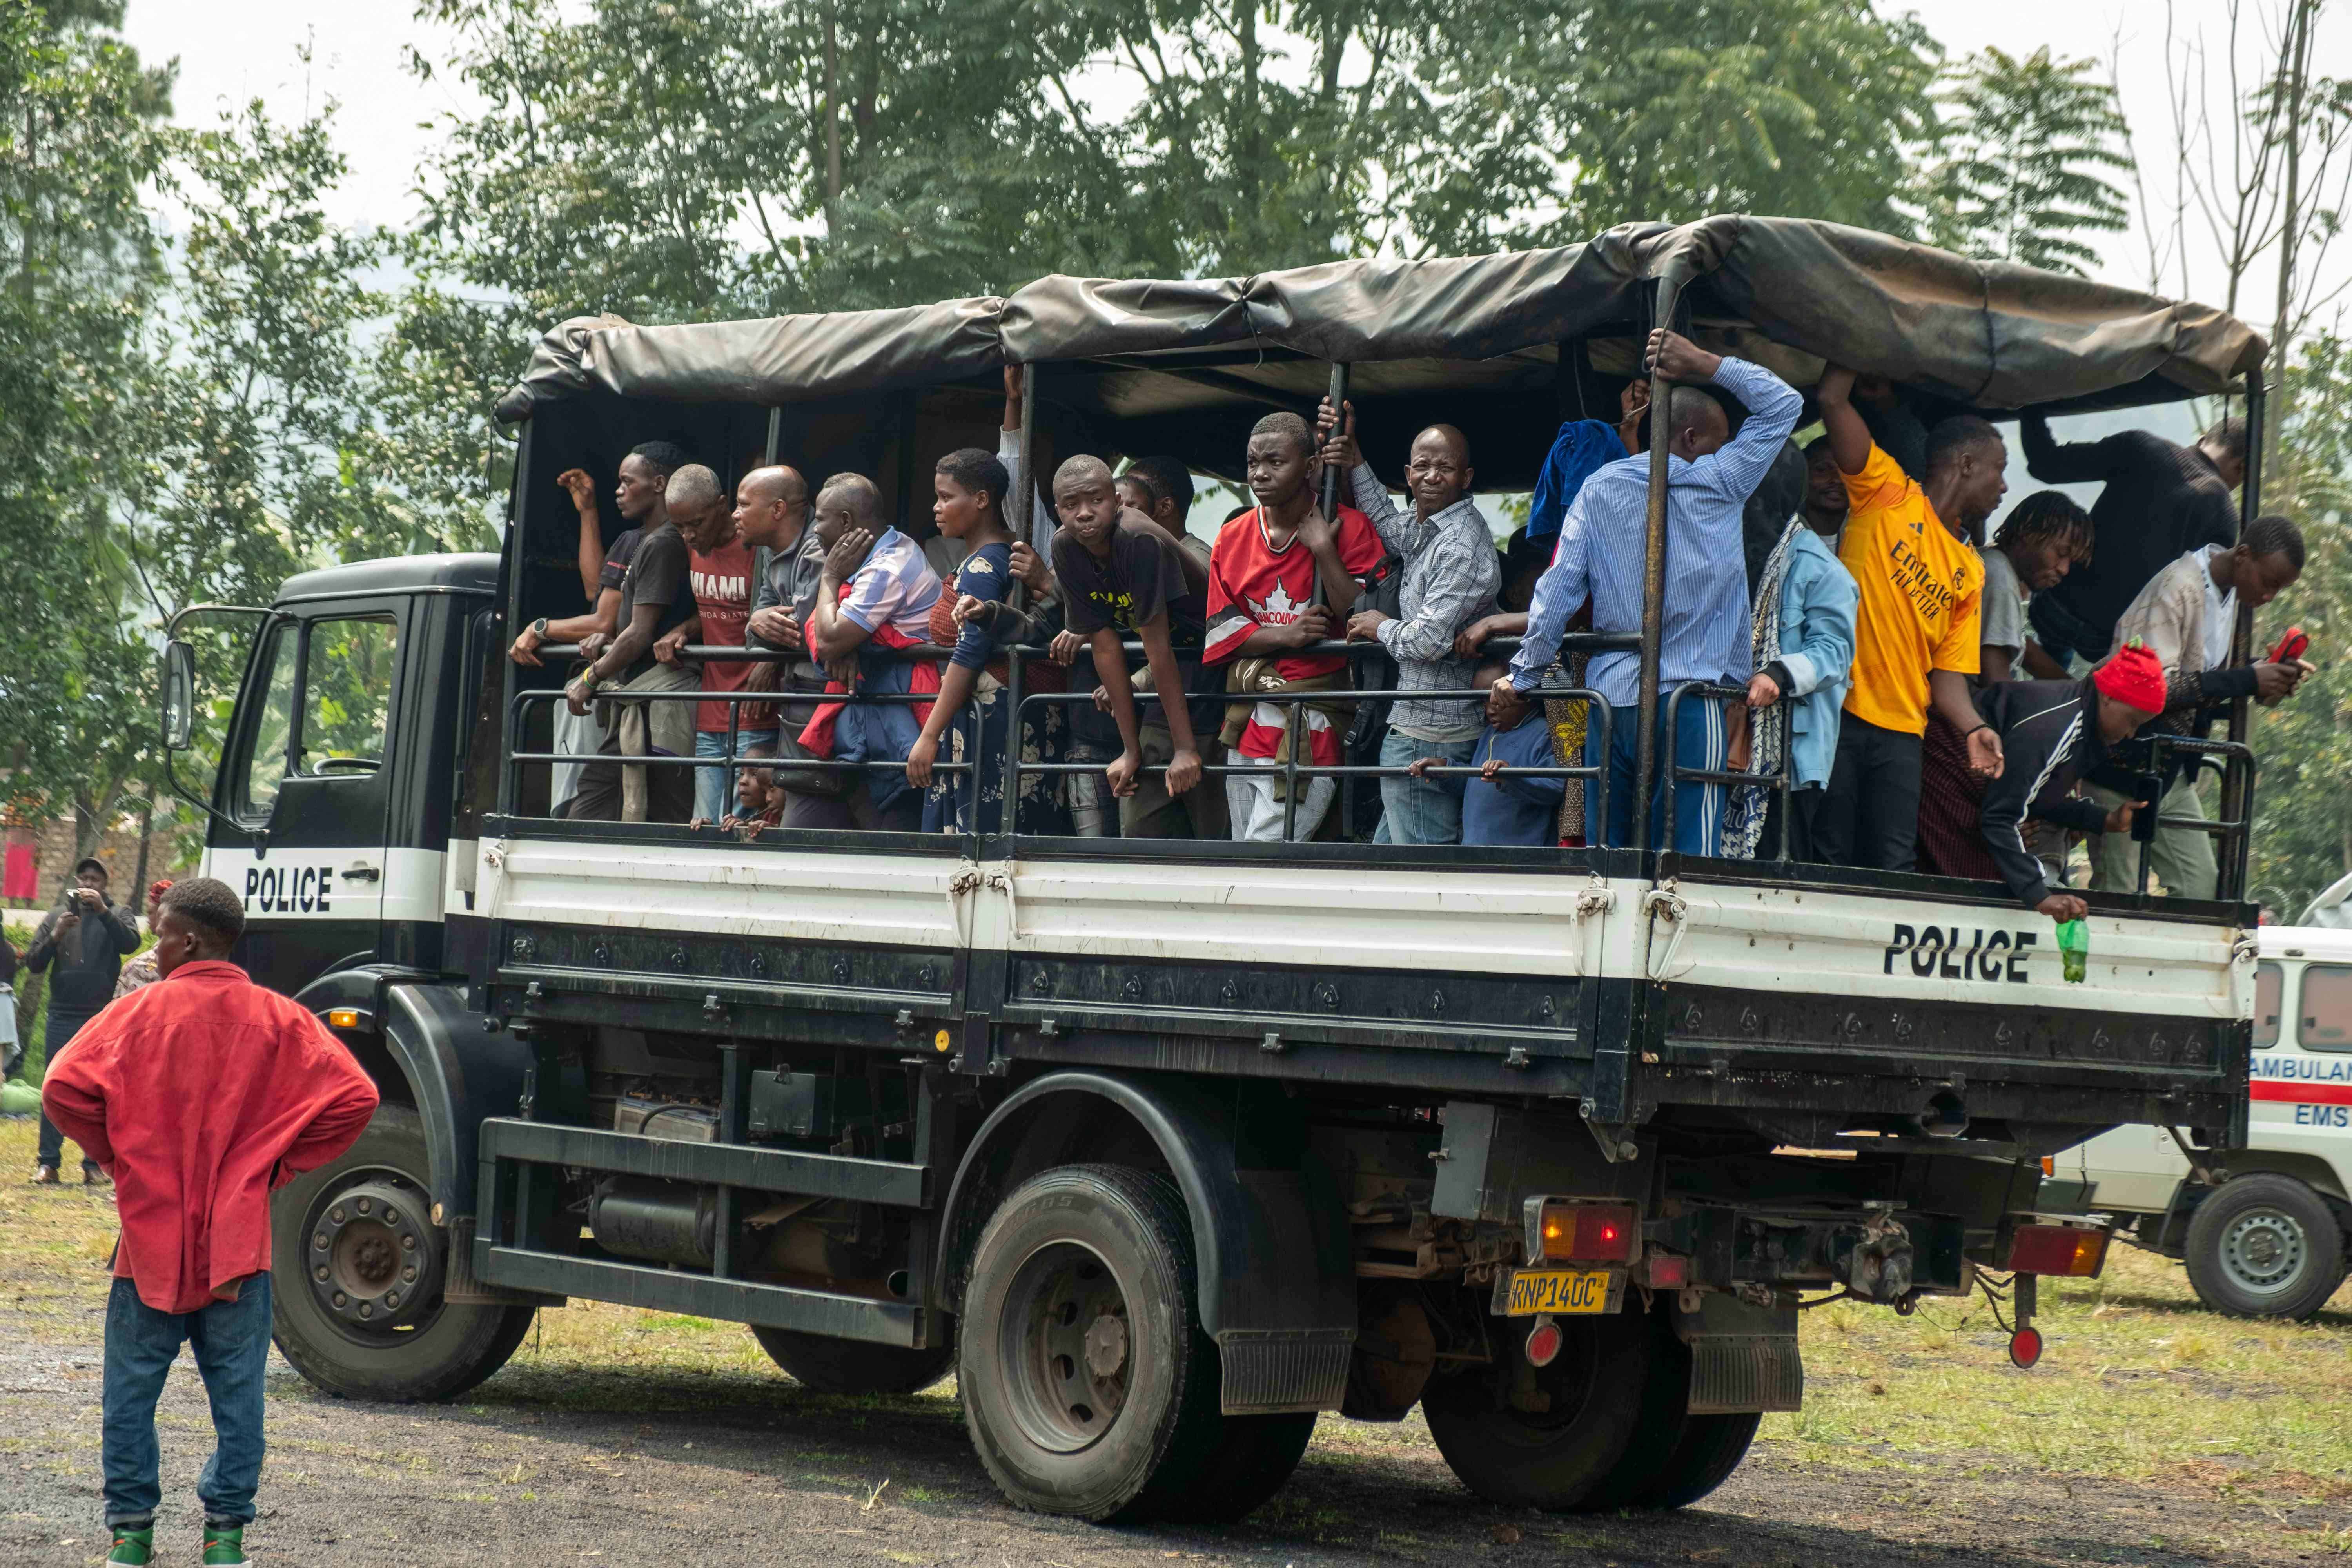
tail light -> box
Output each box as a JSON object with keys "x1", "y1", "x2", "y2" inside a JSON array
[
  {"x1": 1526, "y1": 1200, "x2": 1639, "y2": 1263},
  {"x1": 2007, "y1": 1223, "x2": 2109, "y2": 1278}
]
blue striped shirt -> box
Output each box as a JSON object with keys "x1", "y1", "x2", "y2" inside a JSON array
[{"x1": 1509, "y1": 356, "x2": 1802, "y2": 707}]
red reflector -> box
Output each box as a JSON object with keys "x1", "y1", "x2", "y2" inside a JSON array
[
  {"x1": 1642, "y1": 1252, "x2": 1688, "y2": 1289},
  {"x1": 2007, "y1": 1224, "x2": 2109, "y2": 1278},
  {"x1": 1525, "y1": 1318, "x2": 1564, "y2": 1367},
  {"x1": 1537, "y1": 1201, "x2": 1639, "y2": 1262},
  {"x1": 2008, "y1": 1326, "x2": 2043, "y2": 1369}
]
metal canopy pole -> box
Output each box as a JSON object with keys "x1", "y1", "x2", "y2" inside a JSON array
[
  {"x1": 2220, "y1": 373, "x2": 2265, "y2": 900},
  {"x1": 1014, "y1": 363, "x2": 1037, "y2": 546},
  {"x1": 1630, "y1": 278, "x2": 1684, "y2": 852},
  {"x1": 1318, "y1": 361, "x2": 1352, "y2": 528}
]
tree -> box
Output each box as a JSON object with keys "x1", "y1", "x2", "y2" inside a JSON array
[
  {"x1": 406, "y1": 0, "x2": 1949, "y2": 317},
  {"x1": 0, "y1": 0, "x2": 174, "y2": 858},
  {"x1": 2246, "y1": 327, "x2": 2352, "y2": 915},
  {"x1": 1920, "y1": 46, "x2": 2131, "y2": 276}
]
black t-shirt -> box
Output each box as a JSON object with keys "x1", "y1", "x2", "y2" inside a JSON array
[
  {"x1": 617, "y1": 524, "x2": 695, "y2": 683},
  {"x1": 1051, "y1": 519, "x2": 1217, "y2": 731},
  {"x1": 1051, "y1": 518, "x2": 1206, "y2": 640},
  {"x1": 598, "y1": 526, "x2": 644, "y2": 593}
]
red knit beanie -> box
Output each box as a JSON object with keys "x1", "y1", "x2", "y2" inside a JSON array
[{"x1": 2094, "y1": 642, "x2": 2167, "y2": 715}]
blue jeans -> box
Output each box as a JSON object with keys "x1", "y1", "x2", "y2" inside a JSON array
[
  {"x1": 1375, "y1": 731, "x2": 1476, "y2": 844},
  {"x1": 103, "y1": 1272, "x2": 273, "y2": 1526},
  {"x1": 37, "y1": 1009, "x2": 100, "y2": 1172},
  {"x1": 694, "y1": 728, "x2": 779, "y2": 824},
  {"x1": 1584, "y1": 695, "x2": 1728, "y2": 855}
]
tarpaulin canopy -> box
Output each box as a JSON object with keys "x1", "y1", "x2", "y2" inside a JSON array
[{"x1": 496, "y1": 215, "x2": 2266, "y2": 427}]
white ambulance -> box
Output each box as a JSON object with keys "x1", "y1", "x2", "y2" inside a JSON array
[{"x1": 2056, "y1": 925, "x2": 2352, "y2": 1319}]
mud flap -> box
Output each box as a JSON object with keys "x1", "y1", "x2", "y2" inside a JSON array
[{"x1": 1671, "y1": 1292, "x2": 1802, "y2": 1414}]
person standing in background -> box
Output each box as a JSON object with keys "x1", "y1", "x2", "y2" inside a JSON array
[
  {"x1": 26, "y1": 858, "x2": 140, "y2": 1185},
  {"x1": 111, "y1": 881, "x2": 174, "y2": 999}
]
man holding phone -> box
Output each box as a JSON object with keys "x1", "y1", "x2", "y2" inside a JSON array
[
  {"x1": 2086, "y1": 515, "x2": 2312, "y2": 898},
  {"x1": 25, "y1": 857, "x2": 141, "y2": 1185}
]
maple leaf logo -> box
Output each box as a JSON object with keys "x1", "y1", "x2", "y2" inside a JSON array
[{"x1": 1249, "y1": 581, "x2": 1301, "y2": 623}]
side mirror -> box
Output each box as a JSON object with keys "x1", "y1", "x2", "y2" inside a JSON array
[{"x1": 162, "y1": 639, "x2": 196, "y2": 751}]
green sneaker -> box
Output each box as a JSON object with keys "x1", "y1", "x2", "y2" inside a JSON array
[
  {"x1": 104, "y1": 1522, "x2": 153, "y2": 1565},
  {"x1": 200, "y1": 1521, "x2": 247, "y2": 1566}
]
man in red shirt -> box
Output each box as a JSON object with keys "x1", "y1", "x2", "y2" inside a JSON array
[
  {"x1": 43, "y1": 878, "x2": 378, "y2": 1568},
  {"x1": 1204, "y1": 410, "x2": 1383, "y2": 840},
  {"x1": 647, "y1": 463, "x2": 777, "y2": 824}
]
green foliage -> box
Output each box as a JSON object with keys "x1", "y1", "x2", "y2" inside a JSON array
[
  {"x1": 1918, "y1": 46, "x2": 2131, "y2": 277},
  {"x1": 407, "y1": 0, "x2": 1950, "y2": 319},
  {"x1": 2247, "y1": 330, "x2": 2352, "y2": 917}
]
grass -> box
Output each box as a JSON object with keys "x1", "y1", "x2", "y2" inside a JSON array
[
  {"x1": 1755, "y1": 1247, "x2": 2352, "y2": 1499},
  {"x1": 7, "y1": 1111, "x2": 2352, "y2": 1544}
]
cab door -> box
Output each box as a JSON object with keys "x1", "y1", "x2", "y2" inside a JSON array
[{"x1": 206, "y1": 602, "x2": 407, "y2": 996}]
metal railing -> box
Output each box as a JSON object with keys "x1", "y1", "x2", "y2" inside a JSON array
[
  {"x1": 2139, "y1": 734, "x2": 2258, "y2": 905},
  {"x1": 998, "y1": 632, "x2": 1625, "y2": 844},
  {"x1": 503, "y1": 642, "x2": 985, "y2": 829},
  {"x1": 1661, "y1": 681, "x2": 1793, "y2": 857},
  {"x1": 497, "y1": 633, "x2": 1632, "y2": 849},
  {"x1": 494, "y1": 637, "x2": 2254, "y2": 904}
]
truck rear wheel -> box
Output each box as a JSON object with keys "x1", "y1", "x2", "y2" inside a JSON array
[
  {"x1": 2184, "y1": 1172, "x2": 2346, "y2": 1320},
  {"x1": 958, "y1": 1164, "x2": 1258, "y2": 1522},
  {"x1": 1577, "y1": 1303, "x2": 1758, "y2": 1512},
  {"x1": 271, "y1": 1104, "x2": 536, "y2": 1402},
  {"x1": 1422, "y1": 1304, "x2": 1653, "y2": 1511},
  {"x1": 750, "y1": 1326, "x2": 955, "y2": 1395}
]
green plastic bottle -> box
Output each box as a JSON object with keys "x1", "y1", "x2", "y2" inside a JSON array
[{"x1": 2055, "y1": 917, "x2": 2089, "y2": 984}]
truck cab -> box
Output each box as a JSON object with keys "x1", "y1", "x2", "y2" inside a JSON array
[
  {"x1": 2054, "y1": 924, "x2": 2352, "y2": 1319},
  {"x1": 191, "y1": 553, "x2": 498, "y2": 998}
]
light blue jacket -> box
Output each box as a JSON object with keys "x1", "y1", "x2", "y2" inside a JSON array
[{"x1": 1768, "y1": 527, "x2": 1858, "y2": 789}]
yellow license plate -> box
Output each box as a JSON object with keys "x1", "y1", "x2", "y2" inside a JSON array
[{"x1": 1501, "y1": 1269, "x2": 1612, "y2": 1316}]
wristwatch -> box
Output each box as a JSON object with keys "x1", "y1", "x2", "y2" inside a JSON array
[{"x1": 531, "y1": 616, "x2": 550, "y2": 639}]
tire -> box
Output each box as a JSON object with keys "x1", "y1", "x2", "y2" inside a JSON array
[
  {"x1": 271, "y1": 1104, "x2": 536, "y2": 1402},
  {"x1": 1639, "y1": 1412, "x2": 1760, "y2": 1509},
  {"x1": 751, "y1": 1326, "x2": 956, "y2": 1396},
  {"x1": 1184, "y1": 1410, "x2": 1319, "y2": 1523},
  {"x1": 1423, "y1": 1304, "x2": 1653, "y2": 1511},
  {"x1": 956, "y1": 1164, "x2": 1238, "y2": 1523},
  {"x1": 1576, "y1": 1302, "x2": 1759, "y2": 1512},
  {"x1": 2183, "y1": 1172, "x2": 2346, "y2": 1320}
]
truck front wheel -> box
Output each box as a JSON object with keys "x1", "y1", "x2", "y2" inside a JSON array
[
  {"x1": 958, "y1": 1164, "x2": 1281, "y2": 1522},
  {"x1": 750, "y1": 1326, "x2": 955, "y2": 1395},
  {"x1": 270, "y1": 1104, "x2": 536, "y2": 1402},
  {"x1": 2183, "y1": 1172, "x2": 2347, "y2": 1320},
  {"x1": 1422, "y1": 1304, "x2": 1653, "y2": 1510}
]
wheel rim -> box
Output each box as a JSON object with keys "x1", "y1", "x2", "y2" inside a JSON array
[
  {"x1": 302, "y1": 1165, "x2": 447, "y2": 1345},
  {"x1": 1485, "y1": 1323, "x2": 1606, "y2": 1446},
  {"x1": 995, "y1": 1239, "x2": 1134, "y2": 1454},
  {"x1": 2219, "y1": 1207, "x2": 2309, "y2": 1300}
]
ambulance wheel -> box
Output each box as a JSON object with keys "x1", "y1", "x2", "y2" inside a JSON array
[
  {"x1": 751, "y1": 1326, "x2": 956, "y2": 1395},
  {"x1": 271, "y1": 1104, "x2": 536, "y2": 1402},
  {"x1": 1422, "y1": 1305, "x2": 1653, "y2": 1511},
  {"x1": 957, "y1": 1164, "x2": 1243, "y2": 1522},
  {"x1": 2184, "y1": 1172, "x2": 2345, "y2": 1320}
]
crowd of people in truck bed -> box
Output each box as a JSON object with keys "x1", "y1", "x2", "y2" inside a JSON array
[{"x1": 512, "y1": 332, "x2": 2312, "y2": 915}]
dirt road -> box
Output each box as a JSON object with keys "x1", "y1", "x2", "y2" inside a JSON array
[{"x1": 5, "y1": 1124, "x2": 2346, "y2": 1568}]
